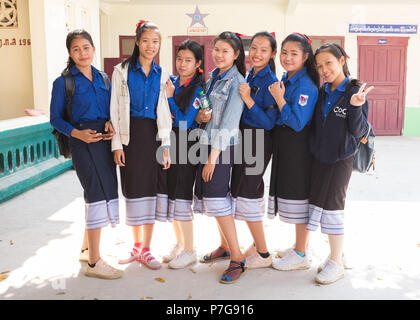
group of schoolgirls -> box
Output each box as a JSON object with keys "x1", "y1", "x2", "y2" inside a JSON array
[{"x1": 50, "y1": 20, "x2": 373, "y2": 285}]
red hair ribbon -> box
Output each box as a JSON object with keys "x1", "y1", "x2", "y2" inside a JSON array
[
  {"x1": 346, "y1": 55, "x2": 350, "y2": 59},
  {"x1": 198, "y1": 68, "x2": 204, "y2": 74},
  {"x1": 271, "y1": 32, "x2": 276, "y2": 38},
  {"x1": 136, "y1": 20, "x2": 148, "y2": 34},
  {"x1": 234, "y1": 32, "x2": 245, "y2": 38},
  {"x1": 294, "y1": 32, "x2": 312, "y2": 44}
]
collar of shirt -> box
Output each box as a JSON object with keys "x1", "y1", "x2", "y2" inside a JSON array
[
  {"x1": 70, "y1": 65, "x2": 102, "y2": 82},
  {"x1": 210, "y1": 66, "x2": 234, "y2": 82},
  {"x1": 325, "y1": 77, "x2": 350, "y2": 95},
  {"x1": 248, "y1": 64, "x2": 271, "y2": 81},
  {"x1": 281, "y1": 66, "x2": 307, "y2": 84},
  {"x1": 132, "y1": 59, "x2": 160, "y2": 75}
]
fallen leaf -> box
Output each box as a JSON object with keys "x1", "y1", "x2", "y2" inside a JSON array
[
  {"x1": 396, "y1": 266, "x2": 402, "y2": 271},
  {"x1": 10, "y1": 240, "x2": 14, "y2": 245},
  {"x1": 141, "y1": 296, "x2": 153, "y2": 300},
  {"x1": 0, "y1": 274, "x2": 8, "y2": 281},
  {"x1": 115, "y1": 241, "x2": 125, "y2": 246},
  {"x1": 56, "y1": 292, "x2": 66, "y2": 295},
  {"x1": 187, "y1": 295, "x2": 192, "y2": 300},
  {"x1": 417, "y1": 244, "x2": 420, "y2": 248},
  {"x1": 239, "y1": 246, "x2": 244, "y2": 250},
  {"x1": 324, "y1": 240, "x2": 329, "y2": 244},
  {"x1": 155, "y1": 277, "x2": 166, "y2": 283},
  {"x1": 189, "y1": 268, "x2": 196, "y2": 274},
  {"x1": 377, "y1": 277, "x2": 383, "y2": 281},
  {"x1": 264, "y1": 224, "x2": 269, "y2": 228},
  {"x1": 1, "y1": 271, "x2": 11, "y2": 275}
]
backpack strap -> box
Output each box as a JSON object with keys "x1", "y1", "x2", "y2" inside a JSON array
[
  {"x1": 61, "y1": 70, "x2": 75, "y2": 125},
  {"x1": 99, "y1": 71, "x2": 110, "y2": 90}
]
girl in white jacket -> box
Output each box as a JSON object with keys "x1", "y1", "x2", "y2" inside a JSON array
[{"x1": 110, "y1": 20, "x2": 172, "y2": 270}]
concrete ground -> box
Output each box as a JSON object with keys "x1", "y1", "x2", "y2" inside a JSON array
[{"x1": 0, "y1": 136, "x2": 419, "y2": 300}]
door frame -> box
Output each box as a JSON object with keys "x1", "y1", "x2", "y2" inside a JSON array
[{"x1": 357, "y1": 36, "x2": 409, "y2": 135}]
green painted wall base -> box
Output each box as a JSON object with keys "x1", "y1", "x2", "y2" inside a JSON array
[
  {"x1": 0, "y1": 157, "x2": 73, "y2": 203},
  {"x1": 403, "y1": 107, "x2": 420, "y2": 136}
]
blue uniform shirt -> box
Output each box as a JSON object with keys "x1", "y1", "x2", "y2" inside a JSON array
[
  {"x1": 323, "y1": 77, "x2": 350, "y2": 117},
  {"x1": 275, "y1": 67, "x2": 318, "y2": 132},
  {"x1": 50, "y1": 65, "x2": 111, "y2": 137},
  {"x1": 206, "y1": 67, "x2": 232, "y2": 97},
  {"x1": 168, "y1": 75, "x2": 202, "y2": 130},
  {"x1": 241, "y1": 65, "x2": 279, "y2": 130},
  {"x1": 128, "y1": 60, "x2": 161, "y2": 119}
]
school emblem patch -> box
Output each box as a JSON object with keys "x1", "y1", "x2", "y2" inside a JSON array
[
  {"x1": 298, "y1": 94, "x2": 309, "y2": 106},
  {"x1": 193, "y1": 97, "x2": 200, "y2": 109}
]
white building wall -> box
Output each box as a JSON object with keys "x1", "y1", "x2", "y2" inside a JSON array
[
  {"x1": 100, "y1": 2, "x2": 286, "y2": 75},
  {"x1": 100, "y1": 0, "x2": 420, "y2": 108},
  {"x1": 28, "y1": 0, "x2": 101, "y2": 116}
]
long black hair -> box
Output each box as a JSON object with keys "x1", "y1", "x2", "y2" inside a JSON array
[
  {"x1": 64, "y1": 29, "x2": 94, "y2": 72},
  {"x1": 122, "y1": 21, "x2": 161, "y2": 70},
  {"x1": 314, "y1": 43, "x2": 360, "y2": 86},
  {"x1": 174, "y1": 40, "x2": 205, "y2": 114},
  {"x1": 250, "y1": 31, "x2": 277, "y2": 74},
  {"x1": 214, "y1": 31, "x2": 246, "y2": 77},
  {"x1": 281, "y1": 33, "x2": 320, "y2": 88}
]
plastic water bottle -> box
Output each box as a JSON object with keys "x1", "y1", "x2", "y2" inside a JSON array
[{"x1": 198, "y1": 91, "x2": 212, "y2": 110}]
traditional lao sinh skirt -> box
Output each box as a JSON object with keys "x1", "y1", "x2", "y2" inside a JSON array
[
  {"x1": 156, "y1": 127, "x2": 198, "y2": 222},
  {"x1": 268, "y1": 124, "x2": 312, "y2": 224},
  {"x1": 69, "y1": 120, "x2": 119, "y2": 229},
  {"x1": 119, "y1": 118, "x2": 168, "y2": 226},
  {"x1": 193, "y1": 144, "x2": 235, "y2": 218},
  {"x1": 306, "y1": 156, "x2": 354, "y2": 235},
  {"x1": 230, "y1": 123, "x2": 272, "y2": 222}
]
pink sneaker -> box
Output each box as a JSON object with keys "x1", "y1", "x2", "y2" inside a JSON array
[
  {"x1": 118, "y1": 247, "x2": 141, "y2": 264},
  {"x1": 138, "y1": 250, "x2": 161, "y2": 270}
]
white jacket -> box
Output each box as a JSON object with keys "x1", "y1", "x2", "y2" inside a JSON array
[{"x1": 109, "y1": 62, "x2": 172, "y2": 151}]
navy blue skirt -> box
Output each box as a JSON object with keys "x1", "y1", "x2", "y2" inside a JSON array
[
  {"x1": 69, "y1": 120, "x2": 119, "y2": 230},
  {"x1": 193, "y1": 145, "x2": 235, "y2": 217}
]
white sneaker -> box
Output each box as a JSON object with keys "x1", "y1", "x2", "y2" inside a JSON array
[
  {"x1": 168, "y1": 250, "x2": 197, "y2": 269},
  {"x1": 317, "y1": 253, "x2": 349, "y2": 273},
  {"x1": 272, "y1": 250, "x2": 311, "y2": 271},
  {"x1": 315, "y1": 258, "x2": 344, "y2": 285},
  {"x1": 79, "y1": 249, "x2": 89, "y2": 262},
  {"x1": 162, "y1": 243, "x2": 183, "y2": 263},
  {"x1": 85, "y1": 258, "x2": 123, "y2": 280},
  {"x1": 246, "y1": 252, "x2": 272, "y2": 269},
  {"x1": 244, "y1": 243, "x2": 257, "y2": 257},
  {"x1": 275, "y1": 244, "x2": 312, "y2": 262}
]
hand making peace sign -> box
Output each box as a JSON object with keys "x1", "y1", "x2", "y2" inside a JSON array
[{"x1": 350, "y1": 83, "x2": 374, "y2": 107}]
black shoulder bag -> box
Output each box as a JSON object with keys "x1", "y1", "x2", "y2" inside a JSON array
[{"x1": 342, "y1": 82, "x2": 376, "y2": 173}]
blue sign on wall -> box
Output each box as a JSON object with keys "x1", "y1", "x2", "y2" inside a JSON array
[{"x1": 349, "y1": 24, "x2": 417, "y2": 34}]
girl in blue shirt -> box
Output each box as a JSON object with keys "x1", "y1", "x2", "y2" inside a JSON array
[
  {"x1": 50, "y1": 29, "x2": 122, "y2": 280},
  {"x1": 194, "y1": 31, "x2": 247, "y2": 284},
  {"x1": 111, "y1": 21, "x2": 172, "y2": 270},
  {"x1": 160, "y1": 40, "x2": 204, "y2": 269},
  {"x1": 230, "y1": 31, "x2": 278, "y2": 269},
  {"x1": 268, "y1": 33, "x2": 319, "y2": 272}
]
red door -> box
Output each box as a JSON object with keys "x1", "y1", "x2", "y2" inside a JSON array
[{"x1": 358, "y1": 36, "x2": 408, "y2": 135}]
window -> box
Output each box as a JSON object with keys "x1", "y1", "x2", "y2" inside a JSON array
[
  {"x1": 0, "y1": 0, "x2": 18, "y2": 28},
  {"x1": 309, "y1": 36, "x2": 345, "y2": 51}
]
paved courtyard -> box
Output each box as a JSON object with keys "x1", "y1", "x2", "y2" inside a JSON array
[{"x1": 0, "y1": 136, "x2": 419, "y2": 300}]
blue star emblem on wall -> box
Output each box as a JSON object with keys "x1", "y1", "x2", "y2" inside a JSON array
[{"x1": 186, "y1": 6, "x2": 209, "y2": 28}]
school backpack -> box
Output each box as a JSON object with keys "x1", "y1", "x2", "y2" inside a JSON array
[
  {"x1": 52, "y1": 70, "x2": 110, "y2": 159},
  {"x1": 341, "y1": 80, "x2": 376, "y2": 173}
]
